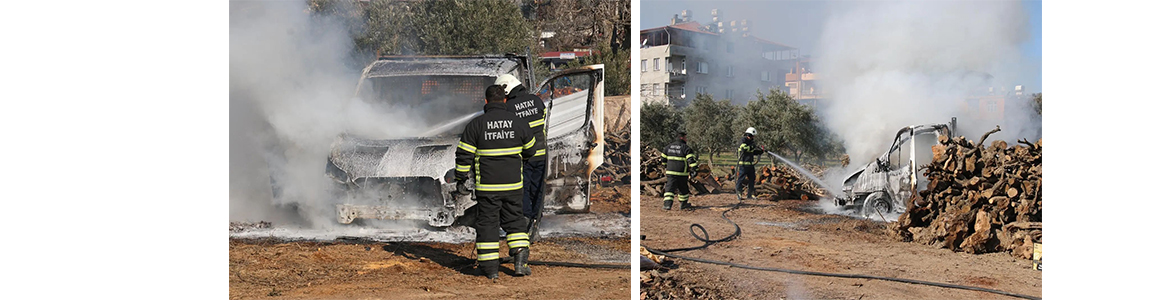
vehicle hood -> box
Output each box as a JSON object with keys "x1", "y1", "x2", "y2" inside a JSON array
[{"x1": 327, "y1": 133, "x2": 460, "y2": 181}]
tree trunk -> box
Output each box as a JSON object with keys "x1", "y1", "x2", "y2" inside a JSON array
[{"x1": 707, "y1": 148, "x2": 716, "y2": 168}]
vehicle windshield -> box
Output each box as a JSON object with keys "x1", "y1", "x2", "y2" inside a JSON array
[{"x1": 357, "y1": 75, "x2": 494, "y2": 136}]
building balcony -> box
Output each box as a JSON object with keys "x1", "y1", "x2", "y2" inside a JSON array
[
  {"x1": 785, "y1": 72, "x2": 818, "y2": 82},
  {"x1": 668, "y1": 69, "x2": 688, "y2": 82},
  {"x1": 795, "y1": 92, "x2": 823, "y2": 100}
]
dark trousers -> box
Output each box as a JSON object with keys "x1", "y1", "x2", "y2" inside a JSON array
[
  {"x1": 521, "y1": 158, "x2": 547, "y2": 220},
  {"x1": 735, "y1": 165, "x2": 756, "y2": 197},
  {"x1": 664, "y1": 175, "x2": 690, "y2": 202},
  {"x1": 474, "y1": 193, "x2": 528, "y2": 263}
]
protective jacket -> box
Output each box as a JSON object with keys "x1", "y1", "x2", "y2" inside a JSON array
[
  {"x1": 662, "y1": 138, "x2": 698, "y2": 176},
  {"x1": 737, "y1": 137, "x2": 765, "y2": 165},
  {"x1": 455, "y1": 102, "x2": 537, "y2": 195},
  {"x1": 507, "y1": 86, "x2": 547, "y2": 161}
]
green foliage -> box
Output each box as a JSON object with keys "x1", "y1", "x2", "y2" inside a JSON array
[
  {"x1": 1032, "y1": 92, "x2": 1042, "y2": 115},
  {"x1": 401, "y1": 0, "x2": 534, "y2": 55},
  {"x1": 731, "y1": 88, "x2": 834, "y2": 163},
  {"x1": 584, "y1": 42, "x2": 631, "y2": 96},
  {"x1": 309, "y1": 0, "x2": 629, "y2": 95},
  {"x1": 682, "y1": 93, "x2": 739, "y2": 164},
  {"x1": 313, "y1": 0, "x2": 536, "y2": 56},
  {"x1": 640, "y1": 101, "x2": 684, "y2": 151}
]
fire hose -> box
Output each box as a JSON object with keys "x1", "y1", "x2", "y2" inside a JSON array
[
  {"x1": 500, "y1": 256, "x2": 629, "y2": 269},
  {"x1": 641, "y1": 200, "x2": 1041, "y2": 300}
]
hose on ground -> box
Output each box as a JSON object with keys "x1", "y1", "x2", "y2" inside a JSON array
[
  {"x1": 641, "y1": 200, "x2": 1041, "y2": 300},
  {"x1": 499, "y1": 256, "x2": 629, "y2": 269},
  {"x1": 529, "y1": 260, "x2": 629, "y2": 269},
  {"x1": 655, "y1": 201, "x2": 743, "y2": 253}
]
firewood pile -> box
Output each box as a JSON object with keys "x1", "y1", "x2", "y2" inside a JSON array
[
  {"x1": 593, "y1": 126, "x2": 631, "y2": 186},
  {"x1": 756, "y1": 165, "x2": 826, "y2": 201},
  {"x1": 711, "y1": 164, "x2": 826, "y2": 201},
  {"x1": 639, "y1": 146, "x2": 720, "y2": 197},
  {"x1": 893, "y1": 126, "x2": 1042, "y2": 259}
]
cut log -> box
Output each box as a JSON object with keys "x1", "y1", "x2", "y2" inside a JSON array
[{"x1": 891, "y1": 128, "x2": 1041, "y2": 259}]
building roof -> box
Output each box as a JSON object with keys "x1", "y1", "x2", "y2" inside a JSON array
[
  {"x1": 750, "y1": 36, "x2": 795, "y2": 50},
  {"x1": 641, "y1": 21, "x2": 718, "y2": 36},
  {"x1": 641, "y1": 21, "x2": 796, "y2": 49},
  {"x1": 539, "y1": 51, "x2": 593, "y2": 59}
]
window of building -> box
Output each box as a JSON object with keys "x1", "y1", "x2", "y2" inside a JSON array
[
  {"x1": 725, "y1": 65, "x2": 734, "y2": 77},
  {"x1": 695, "y1": 86, "x2": 707, "y2": 95},
  {"x1": 761, "y1": 71, "x2": 770, "y2": 82},
  {"x1": 697, "y1": 62, "x2": 708, "y2": 74},
  {"x1": 640, "y1": 84, "x2": 650, "y2": 96},
  {"x1": 653, "y1": 83, "x2": 661, "y2": 96},
  {"x1": 665, "y1": 57, "x2": 672, "y2": 71},
  {"x1": 725, "y1": 89, "x2": 734, "y2": 100},
  {"x1": 654, "y1": 58, "x2": 660, "y2": 71},
  {"x1": 681, "y1": 58, "x2": 687, "y2": 72},
  {"x1": 641, "y1": 60, "x2": 647, "y2": 72}
]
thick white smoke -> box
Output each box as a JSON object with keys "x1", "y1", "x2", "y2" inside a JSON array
[
  {"x1": 229, "y1": 1, "x2": 429, "y2": 227},
  {"x1": 817, "y1": 1, "x2": 1038, "y2": 165}
]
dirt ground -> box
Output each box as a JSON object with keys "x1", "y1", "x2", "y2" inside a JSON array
[
  {"x1": 640, "y1": 193, "x2": 1042, "y2": 300},
  {"x1": 231, "y1": 184, "x2": 631, "y2": 300},
  {"x1": 230, "y1": 236, "x2": 629, "y2": 300}
]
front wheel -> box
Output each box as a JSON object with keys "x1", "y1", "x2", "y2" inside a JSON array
[{"x1": 861, "y1": 193, "x2": 893, "y2": 221}]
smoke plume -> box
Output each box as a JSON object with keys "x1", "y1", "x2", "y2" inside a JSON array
[
  {"x1": 229, "y1": 1, "x2": 427, "y2": 227},
  {"x1": 816, "y1": 1, "x2": 1039, "y2": 164}
]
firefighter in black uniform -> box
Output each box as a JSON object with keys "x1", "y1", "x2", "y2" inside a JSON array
[
  {"x1": 661, "y1": 129, "x2": 699, "y2": 210},
  {"x1": 495, "y1": 74, "x2": 547, "y2": 235},
  {"x1": 454, "y1": 85, "x2": 537, "y2": 279},
  {"x1": 736, "y1": 127, "x2": 766, "y2": 200}
]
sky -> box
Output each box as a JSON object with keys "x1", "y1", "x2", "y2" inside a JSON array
[{"x1": 642, "y1": 0, "x2": 1042, "y2": 93}]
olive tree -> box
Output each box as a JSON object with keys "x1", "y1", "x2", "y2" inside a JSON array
[{"x1": 682, "y1": 93, "x2": 739, "y2": 165}]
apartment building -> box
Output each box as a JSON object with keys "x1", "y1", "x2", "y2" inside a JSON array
[
  {"x1": 639, "y1": 9, "x2": 801, "y2": 106},
  {"x1": 785, "y1": 56, "x2": 823, "y2": 109}
]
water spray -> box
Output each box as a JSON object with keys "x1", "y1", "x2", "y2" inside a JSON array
[
  {"x1": 419, "y1": 111, "x2": 483, "y2": 136},
  {"x1": 765, "y1": 151, "x2": 837, "y2": 198}
]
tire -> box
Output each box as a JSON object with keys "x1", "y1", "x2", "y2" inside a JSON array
[{"x1": 862, "y1": 192, "x2": 893, "y2": 220}]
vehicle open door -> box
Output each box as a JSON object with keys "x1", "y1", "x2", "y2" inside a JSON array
[{"x1": 535, "y1": 65, "x2": 605, "y2": 215}]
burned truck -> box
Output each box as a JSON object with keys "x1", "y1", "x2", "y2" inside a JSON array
[
  {"x1": 323, "y1": 55, "x2": 605, "y2": 229},
  {"x1": 836, "y1": 118, "x2": 956, "y2": 219}
]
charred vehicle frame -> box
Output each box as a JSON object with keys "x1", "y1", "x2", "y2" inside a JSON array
[
  {"x1": 836, "y1": 118, "x2": 956, "y2": 219},
  {"x1": 320, "y1": 55, "x2": 606, "y2": 232}
]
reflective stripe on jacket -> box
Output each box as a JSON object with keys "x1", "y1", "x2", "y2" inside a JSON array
[
  {"x1": 737, "y1": 136, "x2": 764, "y2": 165},
  {"x1": 455, "y1": 102, "x2": 537, "y2": 195},
  {"x1": 662, "y1": 138, "x2": 698, "y2": 176},
  {"x1": 507, "y1": 87, "x2": 547, "y2": 160}
]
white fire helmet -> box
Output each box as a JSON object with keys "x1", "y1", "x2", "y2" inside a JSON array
[
  {"x1": 494, "y1": 74, "x2": 522, "y2": 94},
  {"x1": 745, "y1": 127, "x2": 757, "y2": 136}
]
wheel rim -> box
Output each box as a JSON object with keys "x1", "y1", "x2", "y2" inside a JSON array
[{"x1": 874, "y1": 199, "x2": 890, "y2": 213}]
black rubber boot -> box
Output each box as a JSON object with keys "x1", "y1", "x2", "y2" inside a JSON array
[
  {"x1": 680, "y1": 201, "x2": 693, "y2": 210},
  {"x1": 477, "y1": 259, "x2": 500, "y2": 280},
  {"x1": 663, "y1": 200, "x2": 673, "y2": 210},
  {"x1": 511, "y1": 248, "x2": 532, "y2": 276}
]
